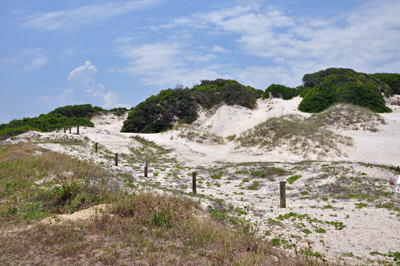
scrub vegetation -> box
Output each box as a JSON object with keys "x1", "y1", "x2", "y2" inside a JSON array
[
  {"x1": 0, "y1": 104, "x2": 128, "y2": 141},
  {"x1": 121, "y1": 79, "x2": 263, "y2": 133},
  {"x1": 0, "y1": 142, "x2": 332, "y2": 265},
  {"x1": 298, "y1": 68, "x2": 392, "y2": 113}
]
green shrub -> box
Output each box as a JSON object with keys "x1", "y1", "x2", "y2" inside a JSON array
[
  {"x1": 262, "y1": 84, "x2": 300, "y2": 100},
  {"x1": 122, "y1": 80, "x2": 263, "y2": 133},
  {"x1": 370, "y1": 73, "x2": 400, "y2": 94},
  {"x1": 0, "y1": 126, "x2": 37, "y2": 141},
  {"x1": 298, "y1": 68, "x2": 392, "y2": 113},
  {"x1": 0, "y1": 104, "x2": 99, "y2": 140}
]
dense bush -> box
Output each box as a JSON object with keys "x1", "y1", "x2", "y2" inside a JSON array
[
  {"x1": 0, "y1": 104, "x2": 100, "y2": 140},
  {"x1": 48, "y1": 104, "x2": 102, "y2": 118},
  {"x1": 298, "y1": 68, "x2": 392, "y2": 113},
  {"x1": 262, "y1": 84, "x2": 300, "y2": 100},
  {"x1": 0, "y1": 126, "x2": 37, "y2": 141},
  {"x1": 122, "y1": 79, "x2": 263, "y2": 133},
  {"x1": 369, "y1": 73, "x2": 400, "y2": 95}
]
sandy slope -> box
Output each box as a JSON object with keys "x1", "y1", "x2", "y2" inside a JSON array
[{"x1": 3, "y1": 97, "x2": 400, "y2": 265}]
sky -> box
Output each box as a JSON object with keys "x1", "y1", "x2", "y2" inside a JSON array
[{"x1": 1, "y1": 0, "x2": 400, "y2": 124}]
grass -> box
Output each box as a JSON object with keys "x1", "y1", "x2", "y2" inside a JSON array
[
  {"x1": 308, "y1": 103, "x2": 386, "y2": 132},
  {"x1": 0, "y1": 142, "x2": 336, "y2": 265},
  {"x1": 236, "y1": 114, "x2": 353, "y2": 158},
  {"x1": 287, "y1": 175, "x2": 301, "y2": 184},
  {"x1": 175, "y1": 124, "x2": 225, "y2": 145},
  {"x1": 0, "y1": 142, "x2": 116, "y2": 226}
]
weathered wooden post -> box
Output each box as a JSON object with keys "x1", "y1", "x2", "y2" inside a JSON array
[
  {"x1": 95, "y1": 142, "x2": 98, "y2": 152},
  {"x1": 192, "y1": 172, "x2": 197, "y2": 194},
  {"x1": 64, "y1": 124, "x2": 66, "y2": 133},
  {"x1": 69, "y1": 127, "x2": 71, "y2": 134},
  {"x1": 115, "y1": 153, "x2": 118, "y2": 166},
  {"x1": 280, "y1": 181, "x2": 286, "y2": 208},
  {"x1": 144, "y1": 160, "x2": 148, "y2": 177},
  {"x1": 77, "y1": 123, "x2": 79, "y2": 135}
]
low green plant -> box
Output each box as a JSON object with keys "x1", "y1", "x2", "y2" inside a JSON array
[{"x1": 287, "y1": 175, "x2": 301, "y2": 184}]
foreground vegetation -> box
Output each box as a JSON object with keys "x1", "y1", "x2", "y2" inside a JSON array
[{"x1": 0, "y1": 142, "x2": 334, "y2": 265}]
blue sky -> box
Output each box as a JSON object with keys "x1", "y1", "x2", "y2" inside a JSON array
[{"x1": 1, "y1": 0, "x2": 400, "y2": 124}]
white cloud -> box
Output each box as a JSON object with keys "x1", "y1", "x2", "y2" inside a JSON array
[
  {"x1": 119, "y1": 41, "x2": 225, "y2": 86},
  {"x1": 40, "y1": 61, "x2": 129, "y2": 109},
  {"x1": 154, "y1": 0, "x2": 400, "y2": 83},
  {"x1": 212, "y1": 45, "x2": 230, "y2": 53},
  {"x1": 68, "y1": 61, "x2": 98, "y2": 89},
  {"x1": 0, "y1": 48, "x2": 48, "y2": 71},
  {"x1": 21, "y1": 0, "x2": 163, "y2": 31},
  {"x1": 103, "y1": 92, "x2": 131, "y2": 109}
]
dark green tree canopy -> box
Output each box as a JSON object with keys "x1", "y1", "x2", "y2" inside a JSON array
[
  {"x1": 298, "y1": 68, "x2": 392, "y2": 113},
  {"x1": 121, "y1": 79, "x2": 263, "y2": 133},
  {"x1": 262, "y1": 84, "x2": 301, "y2": 100},
  {"x1": 0, "y1": 104, "x2": 111, "y2": 140}
]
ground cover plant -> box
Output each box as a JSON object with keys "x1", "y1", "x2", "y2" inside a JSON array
[
  {"x1": 0, "y1": 142, "x2": 116, "y2": 227},
  {"x1": 0, "y1": 142, "x2": 337, "y2": 265}
]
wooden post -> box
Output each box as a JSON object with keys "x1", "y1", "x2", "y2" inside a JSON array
[
  {"x1": 64, "y1": 124, "x2": 66, "y2": 133},
  {"x1": 280, "y1": 181, "x2": 286, "y2": 208},
  {"x1": 77, "y1": 123, "x2": 79, "y2": 135},
  {"x1": 69, "y1": 127, "x2": 71, "y2": 134},
  {"x1": 144, "y1": 160, "x2": 148, "y2": 177},
  {"x1": 95, "y1": 142, "x2": 98, "y2": 152},
  {"x1": 115, "y1": 153, "x2": 118, "y2": 166},
  {"x1": 192, "y1": 172, "x2": 197, "y2": 194}
]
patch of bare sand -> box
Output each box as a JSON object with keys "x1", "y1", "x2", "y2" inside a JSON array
[{"x1": 41, "y1": 204, "x2": 108, "y2": 225}]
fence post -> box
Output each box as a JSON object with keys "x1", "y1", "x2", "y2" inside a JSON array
[
  {"x1": 77, "y1": 123, "x2": 79, "y2": 135},
  {"x1": 280, "y1": 181, "x2": 286, "y2": 208},
  {"x1": 95, "y1": 142, "x2": 98, "y2": 152},
  {"x1": 64, "y1": 124, "x2": 66, "y2": 133},
  {"x1": 144, "y1": 160, "x2": 148, "y2": 177},
  {"x1": 115, "y1": 153, "x2": 118, "y2": 166},
  {"x1": 192, "y1": 172, "x2": 197, "y2": 194},
  {"x1": 69, "y1": 127, "x2": 71, "y2": 134}
]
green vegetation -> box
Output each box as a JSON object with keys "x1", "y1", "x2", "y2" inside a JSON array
[
  {"x1": 3, "y1": 142, "x2": 329, "y2": 265},
  {"x1": 122, "y1": 79, "x2": 263, "y2": 133},
  {"x1": 298, "y1": 68, "x2": 392, "y2": 113},
  {"x1": 0, "y1": 104, "x2": 129, "y2": 141},
  {"x1": 0, "y1": 142, "x2": 114, "y2": 225},
  {"x1": 262, "y1": 84, "x2": 302, "y2": 100},
  {"x1": 369, "y1": 73, "x2": 400, "y2": 95},
  {"x1": 286, "y1": 175, "x2": 301, "y2": 184}
]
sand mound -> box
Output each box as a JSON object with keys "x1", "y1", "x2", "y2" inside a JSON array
[
  {"x1": 309, "y1": 103, "x2": 386, "y2": 132},
  {"x1": 235, "y1": 114, "x2": 353, "y2": 159},
  {"x1": 193, "y1": 97, "x2": 308, "y2": 137}
]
